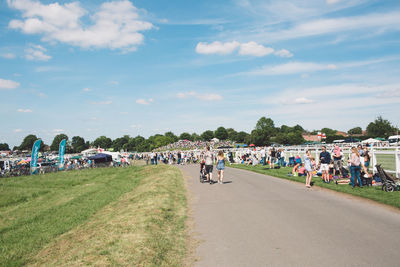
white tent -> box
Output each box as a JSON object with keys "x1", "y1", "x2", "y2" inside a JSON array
[
  {"x1": 211, "y1": 138, "x2": 219, "y2": 142},
  {"x1": 361, "y1": 138, "x2": 380, "y2": 144},
  {"x1": 81, "y1": 148, "x2": 98, "y2": 156}
]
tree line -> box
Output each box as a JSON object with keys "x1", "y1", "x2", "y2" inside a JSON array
[{"x1": 5, "y1": 116, "x2": 398, "y2": 153}]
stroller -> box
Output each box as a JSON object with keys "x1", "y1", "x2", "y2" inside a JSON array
[
  {"x1": 199, "y1": 161, "x2": 207, "y2": 183},
  {"x1": 375, "y1": 164, "x2": 400, "y2": 192}
]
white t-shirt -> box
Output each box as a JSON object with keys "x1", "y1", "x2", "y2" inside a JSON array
[{"x1": 205, "y1": 151, "x2": 213, "y2": 165}]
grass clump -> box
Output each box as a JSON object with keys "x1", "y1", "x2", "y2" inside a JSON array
[
  {"x1": 230, "y1": 164, "x2": 400, "y2": 209},
  {"x1": 0, "y1": 165, "x2": 187, "y2": 266}
]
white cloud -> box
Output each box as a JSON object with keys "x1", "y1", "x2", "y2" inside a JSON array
[
  {"x1": 110, "y1": 80, "x2": 120, "y2": 85},
  {"x1": 274, "y1": 49, "x2": 293, "y2": 58},
  {"x1": 196, "y1": 40, "x2": 292, "y2": 58},
  {"x1": 83, "y1": 87, "x2": 91, "y2": 92},
  {"x1": 52, "y1": 129, "x2": 64, "y2": 133},
  {"x1": 238, "y1": 41, "x2": 274, "y2": 57},
  {"x1": 25, "y1": 44, "x2": 51, "y2": 61},
  {"x1": 247, "y1": 62, "x2": 337, "y2": 75},
  {"x1": 377, "y1": 88, "x2": 400, "y2": 98},
  {"x1": 136, "y1": 98, "x2": 153, "y2": 105},
  {"x1": 177, "y1": 91, "x2": 222, "y2": 101},
  {"x1": 1, "y1": 53, "x2": 16, "y2": 59},
  {"x1": 17, "y1": 108, "x2": 32, "y2": 113},
  {"x1": 14, "y1": 129, "x2": 23, "y2": 132},
  {"x1": 326, "y1": 0, "x2": 341, "y2": 4},
  {"x1": 131, "y1": 124, "x2": 142, "y2": 128},
  {"x1": 281, "y1": 97, "x2": 314, "y2": 105},
  {"x1": 268, "y1": 11, "x2": 400, "y2": 41},
  {"x1": 0, "y1": 78, "x2": 20, "y2": 89},
  {"x1": 196, "y1": 41, "x2": 240, "y2": 55},
  {"x1": 90, "y1": 100, "x2": 112, "y2": 105},
  {"x1": 8, "y1": 0, "x2": 153, "y2": 52}
]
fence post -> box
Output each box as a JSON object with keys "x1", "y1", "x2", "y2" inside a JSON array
[
  {"x1": 371, "y1": 145, "x2": 376, "y2": 175},
  {"x1": 315, "y1": 148, "x2": 319, "y2": 165},
  {"x1": 396, "y1": 147, "x2": 400, "y2": 178}
]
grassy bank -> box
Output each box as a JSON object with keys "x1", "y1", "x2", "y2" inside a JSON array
[
  {"x1": 230, "y1": 164, "x2": 400, "y2": 209},
  {"x1": 0, "y1": 165, "x2": 187, "y2": 266}
]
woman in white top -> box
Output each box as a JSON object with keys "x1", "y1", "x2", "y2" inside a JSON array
[{"x1": 304, "y1": 150, "x2": 314, "y2": 188}]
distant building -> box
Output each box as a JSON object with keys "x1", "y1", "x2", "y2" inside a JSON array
[
  {"x1": 336, "y1": 131, "x2": 348, "y2": 137},
  {"x1": 302, "y1": 135, "x2": 320, "y2": 142}
]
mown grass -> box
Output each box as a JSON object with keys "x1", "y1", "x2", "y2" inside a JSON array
[
  {"x1": 0, "y1": 165, "x2": 187, "y2": 266},
  {"x1": 230, "y1": 164, "x2": 400, "y2": 209}
]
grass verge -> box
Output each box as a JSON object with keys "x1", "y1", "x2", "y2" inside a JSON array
[
  {"x1": 230, "y1": 164, "x2": 400, "y2": 209},
  {"x1": 0, "y1": 165, "x2": 187, "y2": 266}
]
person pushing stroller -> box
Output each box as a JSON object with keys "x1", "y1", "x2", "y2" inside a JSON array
[{"x1": 204, "y1": 146, "x2": 214, "y2": 184}]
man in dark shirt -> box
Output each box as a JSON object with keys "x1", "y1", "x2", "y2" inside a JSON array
[{"x1": 319, "y1": 146, "x2": 331, "y2": 183}]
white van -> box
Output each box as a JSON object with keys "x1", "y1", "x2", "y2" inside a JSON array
[{"x1": 388, "y1": 135, "x2": 400, "y2": 146}]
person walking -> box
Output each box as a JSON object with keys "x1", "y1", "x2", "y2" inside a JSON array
[
  {"x1": 260, "y1": 147, "x2": 266, "y2": 166},
  {"x1": 304, "y1": 150, "x2": 314, "y2": 188},
  {"x1": 349, "y1": 147, "x2": 362, "y2": 188},
  {"x1": 270, "y1": 147, "x2": 277, "y2": 169},
  {"x1": 319, "y1": 146, "x2": 331, "y2": 183},
  {"x1": 216, "y1": 150, "x2": 226, "y2": 184},
  {"x1": 204, "y1": 146, "x2": 214, "y2": 184}
]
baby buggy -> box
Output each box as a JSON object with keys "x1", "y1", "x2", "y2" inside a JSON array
[
  {"x1": 199, "y1": 161, "x2": 207, "y2": 183},
  {"x1": 375, "y1": 164, "x2": 400, "y2": 192}
]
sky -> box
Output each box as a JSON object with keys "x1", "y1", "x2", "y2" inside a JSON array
[{"x1": 1, "y1": 0, "x2": 400, "y2": 148}]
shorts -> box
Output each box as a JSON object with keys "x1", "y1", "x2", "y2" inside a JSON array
[
  {"x1": 270, "y1": 157, "x2": 276, "y2": 162},
  {"x1": 205, "y1": 165, "x2": 213, "y2": 174},
  {"x1": 334, "y1": 160, "x2": 343, "y2": 170},
  {"x1": 320, "y1": 163, "x2": 329, "y2": 171},
  {"x1": 217, "y1": 163, "x2": 225, "y2": 170}
]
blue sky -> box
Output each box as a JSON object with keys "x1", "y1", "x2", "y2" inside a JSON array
[{"x1": 1, "y1": 0, "x2": 400, "y2": 147}]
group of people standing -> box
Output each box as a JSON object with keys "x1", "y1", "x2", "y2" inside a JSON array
[
  {"x1": 202, "y1": 146, "x2": 226, "y2": 184},
  {"x1": 302, "y1": 144, "x2": 371, "y2": 188}
]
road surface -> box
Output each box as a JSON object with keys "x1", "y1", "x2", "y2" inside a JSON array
[{"x1": 179, "y1": 165, "x2": 400, "y2": 267}]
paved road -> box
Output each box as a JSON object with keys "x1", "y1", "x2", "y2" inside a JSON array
[{"x1": 179, "y1": 165, "x2": 400, "y2": 267}]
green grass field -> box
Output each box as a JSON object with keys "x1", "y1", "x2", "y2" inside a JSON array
[
  {"x1": 0, "y1": 165, "x2": 187, "y2": 266},
  {"x1": 230, "y1": 164, "x2": 400, "y2": 209}
]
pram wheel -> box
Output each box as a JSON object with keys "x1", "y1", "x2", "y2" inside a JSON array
[{"x1": 383, "y1": 184, "x2": 394, "y2": 192}]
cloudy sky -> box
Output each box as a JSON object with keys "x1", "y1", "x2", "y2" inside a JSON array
[{"x1": 1, "y1": 0, "x2": 400, "y2": 147}]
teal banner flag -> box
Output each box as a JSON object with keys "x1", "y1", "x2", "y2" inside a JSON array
[
  {"x1": 30, "y1": 139, "x2": 41, "y2": 174},
  {"x1": 59, "y1": 139, "x2": 66, "y2": 170}
]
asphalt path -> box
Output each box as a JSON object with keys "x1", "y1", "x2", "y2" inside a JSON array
[{"x1": 179, "y1": 164, "x2": 400, "y2": 267}]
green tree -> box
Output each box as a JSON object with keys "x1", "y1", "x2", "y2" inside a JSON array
[
  {"x1": 348, "y1": 127, "x2": 362, "y2": 135},
  {"x1": 201, "y1": 130, "x2": 214, "y2": 141},
  {"x1": 293, "y1": 124, "x2": 305, "y2": 133},
  {"x1": 321, "y1": 128, "x2": 337, "y2": 136},
  {"x1": 286, "y1": 132, "x2": 305, "y2": 145},
  {"x1": 18, "y1": 134, "x2": 39, "y2": 151},
  {"x1": 112, "y1": 135, "x2": 130, "y2": 152},
  {"x1": 0, "y1": 143, "x2": 10, "y2": 150},
  {"x1": 93, "y1": 136, "x2": 112, "y2": 149},
  {"x1": 235, "y1": 131, "x2": 249, "y2": 143},
  {"x1": 50, "y1": 134, "x2": 69, "y2": 151},
  {"x1": 179, "y1": 132, "x2": 192, "y2": 141},
  {"x1": 366, "y1": 116, "x2": 397, "y2": 138},
  {"x1": 251, "y1": 117, "x2": 276, "y2": 145},
  {"x1": 226, "y1": 128, "x2": 237, "y2": 141},
  {"x1": 71, "y1": 136, "x2": 87, "y2": 153},
  {"x1": 214, "y1": 126, "x2": 228, "y2": 140},
  {"x1": 164, "y1": 131, "x2": 178, "y2": 142},
  {"x1": 191, "y1": 133, "x2": 201, "y2": 141},
  {"x1": 250, "y1": 129, "x2": 270, "y2": 146}
]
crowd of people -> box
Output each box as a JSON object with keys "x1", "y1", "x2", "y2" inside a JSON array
[{"x1": 156, "y1": 139, "x2": 234, "y2": 151}]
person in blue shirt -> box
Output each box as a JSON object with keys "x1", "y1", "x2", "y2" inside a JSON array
[{"x1": 319, "y1": 146, "x2": 331, "y2": 183}]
